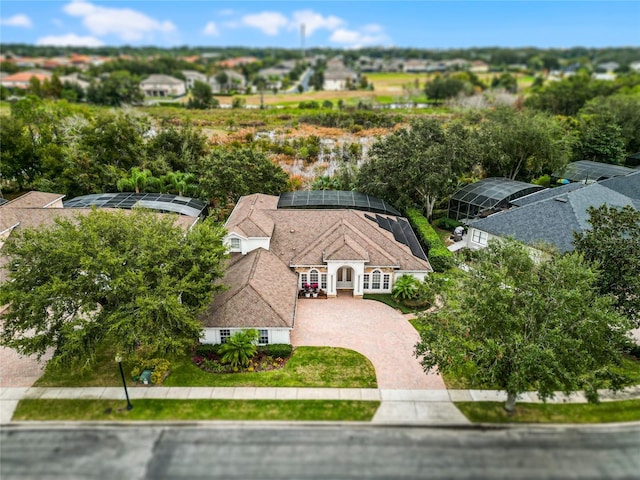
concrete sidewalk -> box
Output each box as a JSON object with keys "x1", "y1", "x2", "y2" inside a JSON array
[{"x1": 2, "y1": 385, "x2": 640, "y2": 425}]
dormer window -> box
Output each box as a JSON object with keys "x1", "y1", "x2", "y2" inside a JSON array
[{"x1": 229, "y1": 237, "x2": 241, "y2": 251}]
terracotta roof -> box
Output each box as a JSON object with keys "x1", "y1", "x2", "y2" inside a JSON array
[{"x1": 200, "y1": 248, "x2": 298, "y2": 328}]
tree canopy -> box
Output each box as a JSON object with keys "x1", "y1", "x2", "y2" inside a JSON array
[
  {"x1": 415, "y1": 240, "x2": 632, "y2": 412},
  {"x1": 0, "y1": 209, "x2": 227, "y2": 368},
  {"x1": 574, "y1": 205, "x2": 640, "y2": 328},
  {"x1": 198, "y1": 146, "x2": 290, "y2": 206},
  {"x1": 356, "y1": 118, "x2": 478, "y2": 219}
]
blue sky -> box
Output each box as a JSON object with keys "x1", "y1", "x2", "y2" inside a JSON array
[{"x1": 1, "y1": 1, "x2": 638, "y2": 49}]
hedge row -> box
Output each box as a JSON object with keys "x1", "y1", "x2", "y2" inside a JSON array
[{"x1": 406, "y1": 208, "x2": 455, "y2": 272}]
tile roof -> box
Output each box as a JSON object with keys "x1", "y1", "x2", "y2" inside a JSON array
[
  {"x1": 469, "y1": 171, "x2": 640, "y2": 253},
  {"x1": 200, "y1": 248, "x2": 298, "y2": 328}
]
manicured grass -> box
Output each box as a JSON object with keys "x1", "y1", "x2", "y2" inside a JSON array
[
  {"x1": 36, "y1": 346, "x2": 377, "y2": 388},
  {"x1": 34, "y1": 345, "x2": 136, "y2": 388},
  {"x1": 12, "y1": 399, "x2": 380, "y2": 422},
  {"x1": 165, "y1": 347, "x2": 377, "y2": 388},
  {"x1": 456, "y1": 399, "x2": 640, "y2": 424},
  {"x1": 363, "y1": 293, "x2": 423, "y2": 314}
]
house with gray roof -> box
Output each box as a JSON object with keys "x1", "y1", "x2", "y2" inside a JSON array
[
  {"x1": 140, "y1": 74, "x2": 186, "y2": 97},
  {"x1": 463, "y1": 171, "x2": 640, "y2": 254},
  {"x1": 200, "y1": 192, "x2": 432, "y2": 345}
]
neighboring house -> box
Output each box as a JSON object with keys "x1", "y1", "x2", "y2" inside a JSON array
[
  {"x1": 59, "y1": 72, "x2": 90, "y2": 91},
  {"x1": 182, "y1": 70, "x2": 207, "y2": 89},
  {"x1": 0, "y1": 191, "x2": 201, "y2": 315},
  {"x1": 470, "y1": 61, "x2": 489, "y2": 73},
  {"x1": 597, "y1": 62, "x2": 620, "y2": 72},
  {"x1": 403, "y1": 60, "x2": 429, "y2": 73},
  {"x1": 448, "y1": 178, "x2": 545, "y2": 221},
  {"x1": 630, "y1": 61, "x2": 640, "y2": 72},
  {"x1": 257, "y1": 63, "x2": 293, "y2": 91},
  {"x1": 323, "y1": 67, "x2": 359, "y2": 91},
  {"x1": 200, "y1": 191, "x2": 432, "y2": 345},
  {"x1": 463, "y1": 171, "x2": 640, "y2": 254},
  {"x1": 140, "y1": 74, "x2": 186, "y2": 97},
  {"x1": 0, "y1": 70, "x2": 52, "y2": 89},
  {"x1": 208, "y1": 69, "x2": 246, "y2": 93}
]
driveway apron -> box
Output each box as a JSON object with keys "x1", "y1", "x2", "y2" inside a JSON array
[{"x1": 291, "y1": 296, "x2": 446, "y2": 390}]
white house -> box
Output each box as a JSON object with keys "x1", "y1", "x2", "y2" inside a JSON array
[
  {"x1": 140, "y1": 74, "x2": 186, "y2": 97},
  {"x1": 181, "y1": 70, "x2": 207, "y2": 90}
]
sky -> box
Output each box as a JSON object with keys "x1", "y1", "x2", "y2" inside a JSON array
[{"x1": 0, "y1": 1, "x2": 638, "y2": 50}]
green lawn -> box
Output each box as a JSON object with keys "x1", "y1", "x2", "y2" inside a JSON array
[
  {"x1": 165, "y1": 346, "x2": 376, "y2": 388},
  {"x1": 456, "y1": 399, "x2": 640, "y2": 424},
  {"x1": 12, "y1": 399, "x2": 379, "y2": 422},
  {"x1": 35, "y1": 346, "x2": 377, "y2": 389}
]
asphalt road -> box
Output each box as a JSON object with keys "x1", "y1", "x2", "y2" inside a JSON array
[{"x1": 2, "y1": 424, "x2": 639, "y2": 479}]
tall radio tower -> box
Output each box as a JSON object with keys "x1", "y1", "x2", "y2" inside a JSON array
[{"x1": 300, "y1": 23, "x2": 305, "y2": 59}]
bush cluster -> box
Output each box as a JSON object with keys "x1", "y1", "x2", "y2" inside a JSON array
[
  {"x1": 130, "y1": 357, "x2": 171, "y2": 384},
  {"x1": 263, "y1": 344, "x2": 293, "y2": 358},
  {"x1": 406, "y1": 208, "x2": 455, "y2": 272}
]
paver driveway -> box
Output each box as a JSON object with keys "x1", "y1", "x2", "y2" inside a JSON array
[
  {"x1": 0, "y1": 346, "x2": 50, "y2": 387},
  {"x1": 291, "y1": 296, "x2": 446, "y2": 390}
]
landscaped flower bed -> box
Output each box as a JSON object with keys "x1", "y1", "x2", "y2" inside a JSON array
[{"x1": 192, "y1": 342, "x2": 293, "y2": 374}]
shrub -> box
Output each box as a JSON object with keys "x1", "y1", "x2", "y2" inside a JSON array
[
  {"x1": 218, "y1": 329, "x2": 259, "y2": 368},
  {"x1": 406, "y1": 208, "x2": 455, "y2": 272},
  {"x1": 434, "y1": 217, "x2": 463, "y2": 231},
  {"x1": 194, "y1": 344, "x2": 222, "y2": 357},
  {"x1": 392, "y1": 275, "x2": 420, "y2": 301},
  {"x1": 131, "y1": 358, "x2": 171, "y2": 384},
  {"x1": 265, "y1": 344, "x2": 293, "y2": 358}
]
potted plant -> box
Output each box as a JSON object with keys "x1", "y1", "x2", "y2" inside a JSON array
[
  {"x1": 311, "y1": 283, "x2": 319, "y2": 298},
  {"x1": 303, "y1": 283, "x2": 311, "y2": 298}
]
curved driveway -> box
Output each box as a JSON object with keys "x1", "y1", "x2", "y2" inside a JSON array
[{"x1": 291, "y1": 296, "x2": 446, "y2": 390}]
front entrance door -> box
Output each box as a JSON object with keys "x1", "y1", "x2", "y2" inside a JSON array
[{"x1": 336, "y1": 267, "x2": 354, "y2": 290}]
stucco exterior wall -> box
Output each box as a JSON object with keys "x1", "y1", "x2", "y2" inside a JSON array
[{"x1": 202, "y1": 328, "x2": 291, "y2": 345}]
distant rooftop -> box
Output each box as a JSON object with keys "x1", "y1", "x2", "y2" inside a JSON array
[
  {"x1": 278, "y1": 191, "x2": 401, "y2": 216},
  {"x1": 63, "y1": 192, "x2": 207, "y2": 217}
]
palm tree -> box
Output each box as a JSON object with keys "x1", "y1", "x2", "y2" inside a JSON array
[
  {"x1": 219, "y1": 329, "x2": 258, "y2": 369},
  {"x1": 391, "y1": 275, "x2": 420, "y2": 301},
  {"x1": 117, "y1": 167, "x2": 155, "y2": 193},
  {"x1": 160, "y1": 171, "x2": 197, "y2": 197}
]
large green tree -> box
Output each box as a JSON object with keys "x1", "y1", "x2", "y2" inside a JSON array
[
  {"x1": 579, "y1": 94, "x2": 640, "y2": 154},
  {"x1": 415, "y1": 240, "x2": 632, "y2": 412},
  {"x1": 0, "y1": 209, "x2": 227, "y2": 368},
  {"x1": 187, "y1": 80, "x2": 217, "y2": 110},
  {"x1": 574, "y1": 205, "x2": 640, "y2": 328},
  {"x1": 478, "y1": 107, "x2": 574, "y2": 180},
  {"x1": 357, "y1": 118, "x2": 478, "y2": 219},
  {"x1": 198, "y1": 146, "x2": 290, "y2": 206}
]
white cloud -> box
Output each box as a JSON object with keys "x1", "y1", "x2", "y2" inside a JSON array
[
  {"x1": 62, "y1": 0, "x2": 175, "y2": 42},
  {"x1": 329, "y1": 27, "x2": 390, "y2": 48},
  {"x1": 289, "y1": 10, "x2": 344, "y2": 36},
  {"x1": 0, "y1": 14, "x2": 32, "y2": 28},
  {"x1": 36, "y1": 33, "x2": 104, "y2": 47},
  {"x1": 242, "y1": 11, "x2": 288, "y2": 36},
  {"x1": 203, "y1": 21, "x2": 219, "y2": 36}
]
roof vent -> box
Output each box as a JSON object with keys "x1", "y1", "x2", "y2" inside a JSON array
[{"x1": 554, "y1": 197, "x2": 568, "y2": 203}]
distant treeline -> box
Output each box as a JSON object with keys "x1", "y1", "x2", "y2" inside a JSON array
[{"x1": 2, "y1": 44, "x2": 639, "y2": 67}]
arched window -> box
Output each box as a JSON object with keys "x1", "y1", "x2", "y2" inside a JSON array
[
  {"x1": 309, "y1": 269, "x2": 319, "y2": 287},
  {"x1": 371, "y1": 270, "x2": 381, "y2": 289}
]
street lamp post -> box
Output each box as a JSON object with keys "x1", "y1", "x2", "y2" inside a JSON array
[{"x1": 115, "y1": 354, "x2": 133, "y2": 410}]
